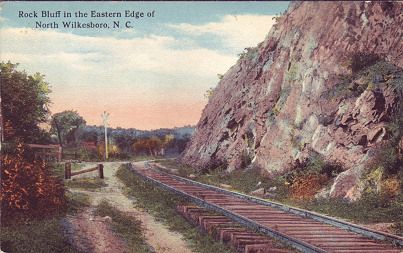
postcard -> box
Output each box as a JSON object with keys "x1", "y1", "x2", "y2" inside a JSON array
[{"x1": 1, "y1": 1, "x2": 402, "y2": 253}]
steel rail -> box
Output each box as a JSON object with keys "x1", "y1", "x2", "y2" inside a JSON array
[
  {"x1": 129, "y1": 163, "x2": 326, "y2": 253},
  {"x1": 148, "y1": 162, "x2": 403, "y2": 247}
]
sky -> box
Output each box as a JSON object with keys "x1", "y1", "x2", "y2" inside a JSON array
[{"x1": 0, "y1": 2, "x2": 289, "y2": 130}]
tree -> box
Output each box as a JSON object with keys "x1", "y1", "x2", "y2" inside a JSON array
[
  {"x1": 133, "y1": 136, "x2": 163, "y2": 156},
  {"x1": 114, "y1": 133, "x2": 135, "y2": 153},
  {"x1": 1, "y1": 62, "x2": 51, "y2": 143},
  {"x1": 50, "y1": 110, "x2": 86, "y2": 146}
]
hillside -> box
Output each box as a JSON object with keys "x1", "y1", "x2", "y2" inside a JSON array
[{"x1": 181, "y1": 2, "x2": 402, "y2": 201}]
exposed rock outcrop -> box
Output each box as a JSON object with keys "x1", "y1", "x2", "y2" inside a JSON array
[{"x1": 181, "y1": 2, "x2": 402, "y2": 200}]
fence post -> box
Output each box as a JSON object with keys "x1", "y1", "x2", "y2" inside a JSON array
[
  {"x1": 58, "y1": 145, "x2": 62, "y2": 162},
  {"x1": 98, "y1": 164, "x2": 104, "y2": 179},
  {"x1": 65, "y1": 162, "x2": 71, "y2": 179}
]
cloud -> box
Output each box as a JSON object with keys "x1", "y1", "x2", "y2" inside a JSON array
[
  {"x1": 1, "y1": 27, "x2": 237, "y2": 128},
  {"x1": 1, "y1": 28, "x2": 236, "y2": 79},
  {"x1": 168, "y1": 14, "x2": 277, "y2": 52}
]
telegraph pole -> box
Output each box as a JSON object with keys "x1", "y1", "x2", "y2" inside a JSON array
[{"x1": 101, "y1": 111, "x2": 109, "y2": 160}]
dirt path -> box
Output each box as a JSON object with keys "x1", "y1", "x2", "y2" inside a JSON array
[{"x1": 63, "y1": 161, "x2": 194, "y2": 253}]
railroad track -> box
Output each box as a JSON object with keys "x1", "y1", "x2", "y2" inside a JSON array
[{"x1": 129, "y1": 162, "x2": 403, "y2": 253}]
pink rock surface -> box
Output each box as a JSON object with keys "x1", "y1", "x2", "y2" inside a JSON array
[{"x1": 181, "y1": 2, "x2": 402, "y2": 200}]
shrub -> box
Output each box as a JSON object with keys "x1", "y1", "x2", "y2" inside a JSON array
[
  {"x1": 1, "y1": 144, "x2": 67, "y2": 223},
  {"x1": 368, "y1": 134, "x2": 402, "y2": 177},
  {"x1": 284, "y1": 153, "x2": 343, "y2": 199},
  {"x1": 381, "y1": 177, "x2": 400, "y2": 198},
  {"x1": 348, "y1": 52, "x2": 380, "y2": 73},
  {"x1": 391, "y1": 221, "x2": 403, "y2": 236},
  {"x1": 290, "y1": 173, "x2": 328, "y2": 200}
]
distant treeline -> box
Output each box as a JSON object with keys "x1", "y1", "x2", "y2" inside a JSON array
[
  {"x1": 0, "y1": 61, "x2": 194, "y2": 160},
  {"x1": 76, "y1": 125, "x2": 194, "y2": 157}
]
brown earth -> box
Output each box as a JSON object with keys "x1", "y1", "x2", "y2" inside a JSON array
[{"x1": 62, "y1": 162, "x2": 194, "y2": 253}]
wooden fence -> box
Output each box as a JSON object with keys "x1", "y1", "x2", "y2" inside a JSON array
[
  {"x1": 64, "y1": 162, "x2": 104, "y2": 179},
  {"x1": 26, "y1": 144, "x2": 62, "y2": 162}
]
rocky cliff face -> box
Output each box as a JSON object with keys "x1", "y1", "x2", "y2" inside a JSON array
[{"x1": 181, "y1": 2, "x2": 402, "y2": 200}]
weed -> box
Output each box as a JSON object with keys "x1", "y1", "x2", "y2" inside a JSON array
[
  {"x1": 391, "y1": 221, "x2": 403, "y2": 236},
  {"x1": 301, "y1": 192, "x2": 403, "y2": 227},
  {"x1": 237, "y1": 47, "x2": 258, "y2": 61},
  {"x1": 95, "y1": 200, "x2": 151, "y2": 253},
  {"x1": 66, "y1": 191, "x2": 91, "y2": 214},
  {"x1": 0, "y1": 218, "x2": 79, "y2": 253},
  {"x1": 156, "y1": 160, "x2": 402, "y2": 235},
  {"x1": 65, "y1": 178, "x2": 107, "y2": 190},
  {"x1": 325, "y1": 60, "x2": 402, "y2": 101},
  {"x1": 116, "y1": 165, "x2": 236, "y2": 253}
]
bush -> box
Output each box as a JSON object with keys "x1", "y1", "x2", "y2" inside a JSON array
[
  {"x1": 1, "y1": 144, "x2": 67, "y2": 223},
  {"x1": 285, "y1": 153, "x2": 343, "y2": 183},
  {"x1": 284, "y1": 153, "x2": 343, "y2": 199},
  {"x1": 369, "y1": 143, "x2": 402, "y2": 175},
  {"x1": 290, "y1": 173, "x2": 328, "y2": 200},
  {"x1": 348, "y1": 52, "x2": 380, "y2": 73}
]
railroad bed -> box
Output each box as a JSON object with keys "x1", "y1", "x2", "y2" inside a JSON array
[{"x1": 129, "y1": 162, "x2": 403, "y2": 253}]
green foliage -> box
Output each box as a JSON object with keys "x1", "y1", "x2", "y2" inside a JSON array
[
  {"x1": 1, "y1": 62, "x2": 51, "y2": 142},
  {"x1": 65, "y1": 178, "x2": 107, "y2": 190},
  {"x1": 326, "y1": 60, "x2": 401, "y2": 100},
  {"x1": 0, "y1": 167, "x2": 86, "y2": 253},
  {"x1": 95, "y1": 200, "x2": 151, "y2": 253},
  {"x1": 116, "y1": 165, "x2": 236, "y2": 253},
  {"x1": 348, "y1": 52, "x2": 380, "y2": 73},
  {"x1": 204, "y1": 87, "x2": 215, "y2": 100},
  {"x1": 113, "y1": 133, "x2": 136, "y2": 153},
  {"x1": 51, "y1": 110, "x2": 86, "y2": 145},
  {"x1": 284, "y1": 153, "x2": 343, "y2": 186},
  {"x1": 160, "y1": 160, "x2": 279, "y2": 195},
  {"x1": 132, "y1": 136, "x2": 163, "y2": 156},
  {"x1": 391, "y1": 221, "x2": 403, "y2": 236},
  {"x1": 0, "y1": 217, "x2": 79, "y2": 253},
  {"x1": 237, "y1": 47, "x2": 258, "y2": 61},
  {"x1": 300, "y1": 192, "x2": 403, "y2": 230},
  {"x1": 159, "y1": 159, "x2": 402, "y2": 233},
  {"x1": 368, "y1": 79, "x2": 402, "y2": 177},
  {"x1": 370, "y1": 143, "x2": 402, "y2": 176},
  {"x1": 66, "y1": 191, "x2": 91, "y2": 214}
]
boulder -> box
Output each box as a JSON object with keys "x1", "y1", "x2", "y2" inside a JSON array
[
  {"x1": 250, "y1": 187, "x2": 265, "y2": 198},
  {"x1": 368, "y1": 127, "x2": 386, "y2": 143},
  {"x1": 329, "y1": 166, "x2": 364, "y2": 202}
]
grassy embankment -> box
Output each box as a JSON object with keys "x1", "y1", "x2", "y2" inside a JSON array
[
  {"x1": 1, "y1": 162, "x2": 147, "y2": 253},
  {"x1": 158, "y1": 159, "x2": 403, "y2": 235},
  {"x1": 116, "y1": 164, "x2": 238, "y2": 253},
  {"x1": 95, "y1": 200, "x2": 152, "y2": 253},
  {"x1": 0, "y1": 188, "x2": 90, "y2": 253}
]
